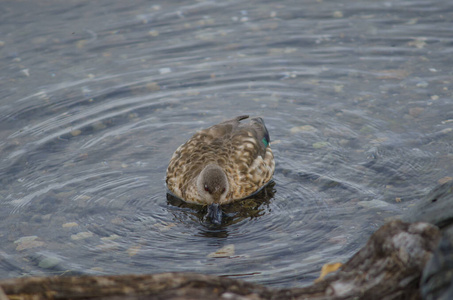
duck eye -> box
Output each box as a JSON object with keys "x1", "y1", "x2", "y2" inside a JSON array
[
  {"x1": 204, "y1": 184, "x2": 209, "y2": 192},
  {"x1": 222, "y1": 188, "x2": 226, "y2": 193}
]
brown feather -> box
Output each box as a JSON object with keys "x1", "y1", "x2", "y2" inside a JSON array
[{"x1": 166, "y1": 116, "x2": 275, "y2": 205}]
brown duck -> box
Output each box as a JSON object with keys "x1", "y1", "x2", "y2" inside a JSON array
[{"x1": 166, "y1": 115, "x2": 275, "y2": 223}]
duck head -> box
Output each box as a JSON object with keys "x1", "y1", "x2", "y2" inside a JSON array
[{"x1": 197, "y1": 164, "x2": 229, "y2": 224}]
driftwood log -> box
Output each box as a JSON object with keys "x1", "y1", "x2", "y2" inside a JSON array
[
  {"x1": 406, "y1": 180, "x2": 453, "y2": 300},
  {"x1": 0, "y1": 219, "x2": 440, "y2": 300}
]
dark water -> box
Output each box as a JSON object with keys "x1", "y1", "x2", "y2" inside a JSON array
[{"x1": 1, "y1": 0, "x2": 452, "y2": 287}]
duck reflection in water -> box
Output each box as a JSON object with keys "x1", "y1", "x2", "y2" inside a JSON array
[
  {"x1": 166, "y1": 116, "x2": 275, "y2": 225},
  {"x1": 166, "y1": 181, "x2": 276, "y2": 232}
]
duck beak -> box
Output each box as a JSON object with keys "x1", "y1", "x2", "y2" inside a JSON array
[{"x1": 207, "y1": 203, "x2": 222, "y2": 225}]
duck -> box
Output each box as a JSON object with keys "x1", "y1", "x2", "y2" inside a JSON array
[{"x1": 166, "y1": 115, "x2": 275, "y2": 224}]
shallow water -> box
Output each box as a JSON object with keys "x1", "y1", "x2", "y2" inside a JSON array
[{"x1": 1, "y1": 0, "x2": 452, "y2": 287}]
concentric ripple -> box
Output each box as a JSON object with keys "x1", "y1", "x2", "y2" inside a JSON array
[{"x1": 1, "y1": 0, "x2": 452, "y2": 288}]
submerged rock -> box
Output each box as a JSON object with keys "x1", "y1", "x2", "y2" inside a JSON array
[{"x1": 14, "y1": 236, "x2": 45, "y2": 251}]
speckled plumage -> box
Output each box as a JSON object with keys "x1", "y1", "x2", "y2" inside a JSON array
[{"x1": 166, "y1": 115, "x2": 275, "y2": 205}]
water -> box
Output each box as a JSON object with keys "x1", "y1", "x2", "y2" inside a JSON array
[{"x1": 1, "y1": 0, "x2": 452, "y2": 288}]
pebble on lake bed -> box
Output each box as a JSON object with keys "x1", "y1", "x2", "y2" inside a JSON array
[
  {"x1": 409, "y1": 107, "x2": 424, "y2": 117},
  {"x1": 92, "y1": 122, "x2": 107, "y2": 131},
  {"x1": 334, "y1": 85, "x2": 344, "y2": 93},
  {"x1": 333, "y1": 11, "x2": 344, "y2": 18},
  {"x1": 127, "y1": 245, "x2": 141, "y2": 257},
  {"x1": 71, "y1": 129, "x2": 82, "y2": 137},
  {"x1": 71, "y1": 231, "x2": 93, "y2": 240},
  {"x1": 38, "y1": 256, "x2": 62, "y2": 269},
  {"x1": 207, "y1": 244, "x2": 235, "y2": 258},
  {"x1": 408, "y1": 38, "x2": 427, "y2": 49},
  {"x1": 159, "y1": 68, "x2": 171, "y2": 74},
  {"x1": 21, "y1": 69, "x2": 30, "y2": 77},
  {"x1": 62, "y1": 222, "x2": 79, "y2": 228},
  {"x1": 148, "y1": 30, "x2": 159, "y2": 37},
  {"x1": 357, "y1": 199, "x2": 390, "y2": 209},
  {"x1": 96, "y1": 241, "x2": 120, "y2": 251},
  {"x1": 290, "y1": 125, "x2": 317, "y2": 133},
  {"x1": 438, "y1": 177, "x2": 453, "y2": 185},
  {"x1": 153, "y1": 222, "x2": 177, "y2": 232},
  {"x1": 313, "y1": 141, "x2": 330, "y2": 149},
  {"x1": 14, "y1": 236, "x2": 45, "y2": 251},
  {"x1": 101, "y1": 234, "x2": 120, "y2": 241},
  {"x1": 146, "y1": 82, "x2": 160, "y2": 91}
]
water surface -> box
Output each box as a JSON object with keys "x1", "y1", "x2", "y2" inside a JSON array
[{"x1": 1, "y1": 0, "x2": 452, "y2": 287}]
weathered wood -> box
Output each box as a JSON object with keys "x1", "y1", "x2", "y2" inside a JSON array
[
  {"x1": 315, "y1": 220, "x2": 439, "y2": 300},
  {"x1": 411, "y1": 180, "x2": 453, "y2": 300},
  {"x1": 421, "y1": 227, "x2": 453, "y2": 300},
  {"x1": 0, "y1": 220, "x2": 440, "y2": 300},
  {"x1": 406, "y1": 180, "x2": 453, "y2": 229}
]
